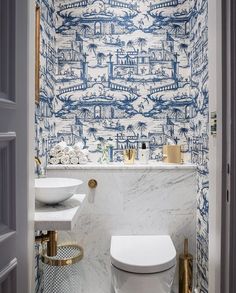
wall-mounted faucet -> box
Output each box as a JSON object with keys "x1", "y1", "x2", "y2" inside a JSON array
[{"x1": 35, "y1": 156, "x2": 46, "y2": 177}]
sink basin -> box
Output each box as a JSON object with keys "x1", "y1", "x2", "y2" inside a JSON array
[{"x1": 35, "y1": 178, "x2": 83, "y2": 204}]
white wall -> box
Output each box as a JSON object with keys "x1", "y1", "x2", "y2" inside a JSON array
[{"x1": 208, "y1": 0, "x2": 223, "y2": 292}]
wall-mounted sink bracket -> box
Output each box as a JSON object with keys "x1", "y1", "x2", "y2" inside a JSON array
[{"x1": 35, "y1": 231, "x2": 58, "y2": 257}]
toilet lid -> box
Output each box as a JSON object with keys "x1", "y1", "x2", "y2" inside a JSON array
[{"x1": 110, "y1": 235, "x2": 176, "y2": 274}]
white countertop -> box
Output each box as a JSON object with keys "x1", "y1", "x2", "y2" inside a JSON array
[
  {"x1": 47, "y1": 162, "x2": 196, "y2": 170},
  {"x1": 35, "y1": 194, "x2": 86, "y2": 231}
]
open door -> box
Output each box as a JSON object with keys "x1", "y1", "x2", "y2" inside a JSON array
[{"x1": 0, "y1": 0, "x2": 34, "y2": 292}]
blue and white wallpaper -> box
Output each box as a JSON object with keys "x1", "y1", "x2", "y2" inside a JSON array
[
  {"x1": 35, "y1": 0, "x2": 209, "y2": 291},
  {"x1": 189, "y1": 0, "x2": 209, "y2": 292}
]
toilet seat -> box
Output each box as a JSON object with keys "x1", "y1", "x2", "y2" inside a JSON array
[{"x1": 110, "y1": 235, "x2": 176, "y2": 274}]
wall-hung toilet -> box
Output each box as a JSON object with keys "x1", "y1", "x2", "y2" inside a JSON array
[{"x1": 110, "y1": 235, "x2": 176, "y2": 293}]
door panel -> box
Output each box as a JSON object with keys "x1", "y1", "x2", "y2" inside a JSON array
[
  {"x1": 0, "y1": 1, "x2": 18, "y2": 290},
  {"x1": 0, "y1": 133, "x2": 16, "y2": 232},
  {"x1": 0, "y1": 0, "x2": 34, "y2": 292},
  {"x1": 0, "y1": 0, "x2": 16, "y2": 107},
  {"x1": 0, "y1": 260, "x2": 17, "y2": 293},
  {"x1": 0, "y1": 133, "x2": 16, "y2": 274}
]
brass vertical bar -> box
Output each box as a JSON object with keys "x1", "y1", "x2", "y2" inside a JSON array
[
  {"x1": 179, "y1": 239, "x2": 193, "y2": 293},
  {"x1": 47, "y1": 231, "x2": 58, "y2": 257}
]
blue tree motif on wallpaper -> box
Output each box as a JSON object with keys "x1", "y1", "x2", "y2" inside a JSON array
[
  {"x1": 35, "y1": 0, "x2": 209, "y2": 292},
  {"x1": 35, "y1": 0, "x2": 208, "y2": 163},
  {"x1": 36, "y1": 0, "x2": 208, "y2": 163}
]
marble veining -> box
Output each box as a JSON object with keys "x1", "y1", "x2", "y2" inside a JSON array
[
  {"x1": 47, "y1": 168, "x2": 197, "y2": 293},
  {"x1": 35, "y1": 194, "x2": 86, "y2": 230},
  {"x1": 47, "y1": 162, "x2": 196, "y2": 170}
]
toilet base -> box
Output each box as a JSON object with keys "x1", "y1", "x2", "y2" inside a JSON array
[{"x1": 111, "y1": 264, "x2": 176, "y2": 293}]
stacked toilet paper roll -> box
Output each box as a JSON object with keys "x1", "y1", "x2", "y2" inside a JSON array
[{"x1": 48, "y1": 142, "x2": 89, "y2": 165}]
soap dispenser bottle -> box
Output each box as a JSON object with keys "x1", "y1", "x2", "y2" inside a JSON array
[{"x1": 139, "y1": 142, "x2": 148, "y2": 164}]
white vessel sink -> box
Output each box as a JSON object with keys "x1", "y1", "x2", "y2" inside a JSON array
[{"x1": 35, "y1": 177, "x2": 83, "y2": 204}]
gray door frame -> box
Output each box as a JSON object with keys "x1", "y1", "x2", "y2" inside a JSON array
[{"x1": 221, "y1": 0, "x2": 236, "y2": 291}]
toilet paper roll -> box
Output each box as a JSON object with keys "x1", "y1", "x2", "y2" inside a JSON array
[
  {"x1": 54, "y1": 151, "x2": 64, "y2": 158},
  {"x1": 49, "y1": 157, "x2": 60, "y2": 165},
  {"x1": 69, "y1": 150, "x2": 77, "y2": 158},
  {"x1": 61, "y1": 155, "x2": 70, "y2": 165},
  {"x1": 64, "y1": 146, "x2": 73, "y2": 154},
  {"x1": 70, "y1": 157, "x2": 79, "y2": 165}
]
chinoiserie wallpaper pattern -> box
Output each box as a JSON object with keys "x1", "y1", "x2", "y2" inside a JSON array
[{"x1": 35, "y1": 0, "x2": 208, "y2": 292}]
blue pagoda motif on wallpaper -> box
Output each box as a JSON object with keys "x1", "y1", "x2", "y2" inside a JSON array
[
  {"x1": 36, "y1": 0, "x2": 208, "y2": 163},
  {"x1": 35, "y1": 0, "x2": 208, "y2": 291}
]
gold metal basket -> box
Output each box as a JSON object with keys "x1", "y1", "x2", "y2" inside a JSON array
[
  {"x1": 41, "y1": 244, "x2": 84, "y2": 293},
  {"x1": 41, "y1": 244, "x2": 83, "y2": 266}
]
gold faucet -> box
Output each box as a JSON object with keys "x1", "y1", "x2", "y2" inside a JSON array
[
  {"x1": 35, "y1": 156, "x2": 46, "y2": 177},
  {"x1": 35, "y1": 156, "x2": 41, "y2": 165},
  {"x1": 35, "y1": 231, "x2": 58, "y2": 257}
]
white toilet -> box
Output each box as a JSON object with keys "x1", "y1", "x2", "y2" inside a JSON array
[{"x1": 110, "y1": 235, "x2": 176, "y2": 293}]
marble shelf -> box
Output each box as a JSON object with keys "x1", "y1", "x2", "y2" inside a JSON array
[
  {"x1": 35, "y1": 194, "x2": 86, "y2": 231},
  {"x1": 47, "y1": 162, "x2": 196, "y2": 170}
]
